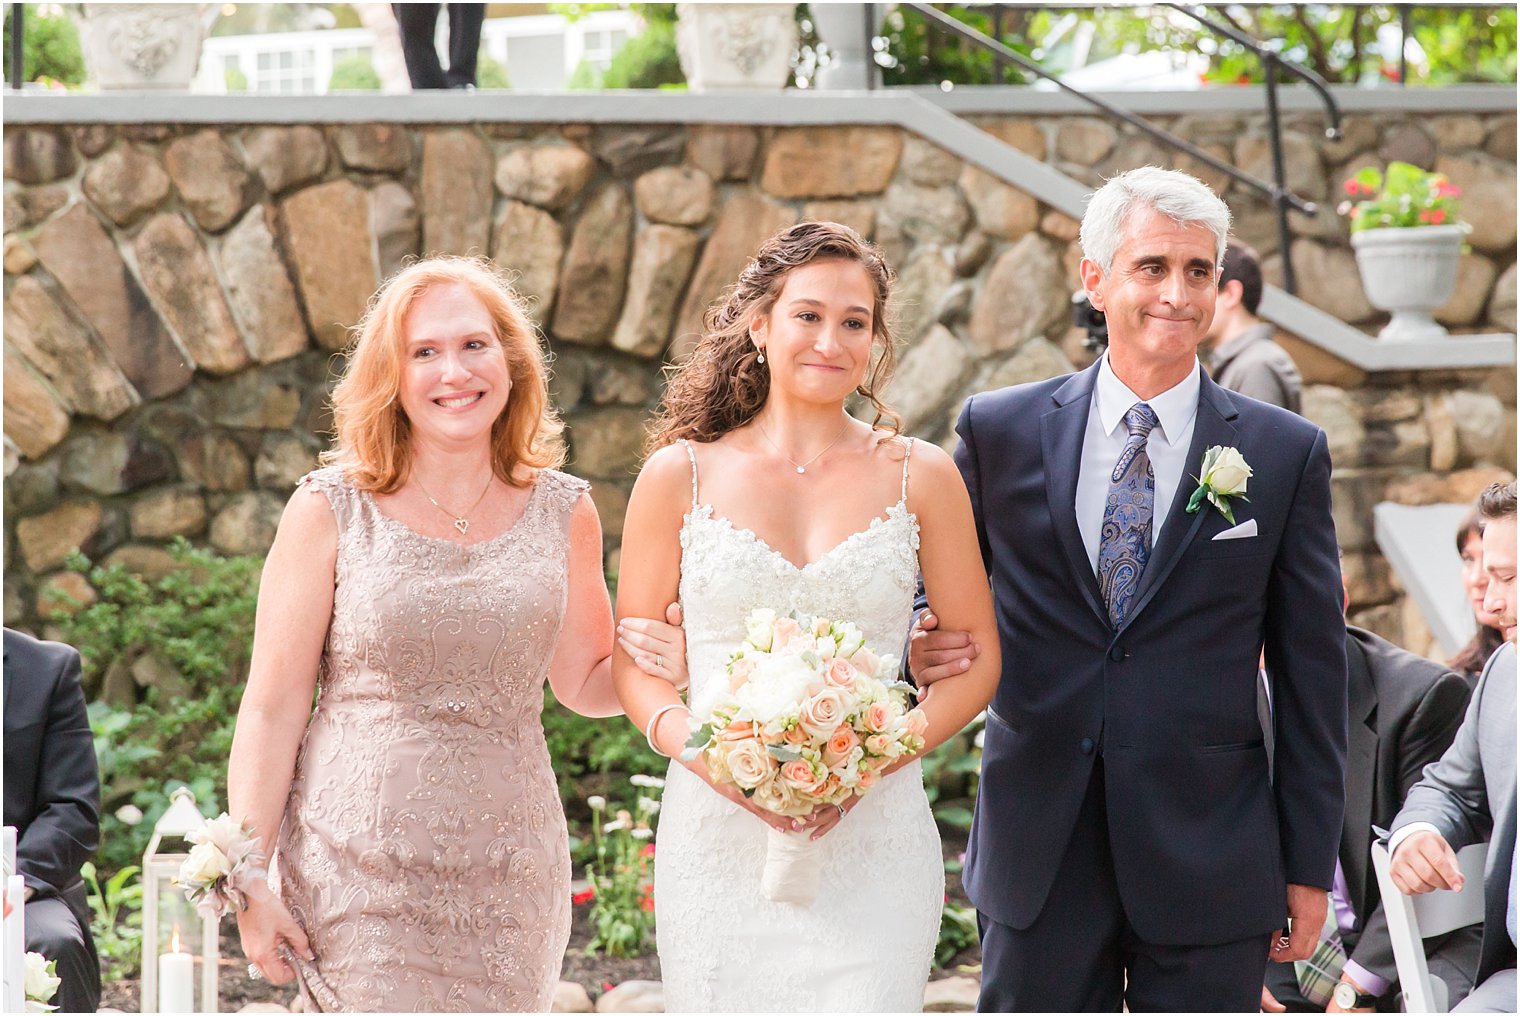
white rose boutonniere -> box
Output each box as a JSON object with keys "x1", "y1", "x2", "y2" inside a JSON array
[{"x1": 1186, "y1": 446, "x2": 1252, "y2": 525}]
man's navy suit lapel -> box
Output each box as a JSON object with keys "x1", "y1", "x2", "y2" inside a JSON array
[
  {"x1": 1041, "y1": 364, "x2": 1108, "y2": 627},
  {"x1": 1118, "y1": 370, "x2": 1241, "y2": 635}
]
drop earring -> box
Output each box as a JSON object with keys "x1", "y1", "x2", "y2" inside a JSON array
[{"x1": 756, "y1": 350, "x2": 766, "y2": 364}]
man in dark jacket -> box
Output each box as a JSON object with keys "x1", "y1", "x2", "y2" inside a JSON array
[
  {"x1": 1205, "y1": 241, "x2": 1303, "y2": 414},
  {"x1": 1263, "y1": 624, "x2": 1478, "y2": 1012},
  {"x1": 3, "y1": 628, "x2": 101, "y2": 1013}
]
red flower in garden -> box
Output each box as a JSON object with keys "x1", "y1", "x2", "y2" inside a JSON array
[
  {"x1": 1419, "y1": 209, "x2": 1448, "y2": 224},
  {"x1": 602, "y1": 982, "x2": 614, "y2": 992},
  {"x1": 1435, "y1": 182, "x2": 1462, "y2": 198},
  {"x1": 640, "y1": 882, "x2": 655, "y2": 911},
  {"x1": 640, "y1": 843, "x2": 656, "y2": 857},
  {"x1": 572, "y1": 886, "x2": 595, "y2": 905}
]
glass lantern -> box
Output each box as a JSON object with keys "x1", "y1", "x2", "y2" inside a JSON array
[{"x1": 141, "y1": 787, "x2": 220, "y2": 1013}]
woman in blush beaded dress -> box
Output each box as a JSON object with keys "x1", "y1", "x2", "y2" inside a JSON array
[
  {"x1": 225, "y1": 257, "x2": 687, "y2": 1012},
  {"x1": 612, "y1": 223, "x2": 1003, "y2": 1012}
]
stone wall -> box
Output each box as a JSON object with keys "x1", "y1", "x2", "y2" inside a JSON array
[{"x1": 4, "y1": 107, "x2": 1515, "y2": 669}]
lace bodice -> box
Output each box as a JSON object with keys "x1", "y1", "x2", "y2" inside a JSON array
[
  {"x1": 677, "y1": 438, "x2": 922, "y2": 721},
  {"x1": 656, "y1": 438, "x2": 944, "y2": 1013}
]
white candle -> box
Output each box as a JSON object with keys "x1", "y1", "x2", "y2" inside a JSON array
[{"x1": 158, "y1": 928, "x2": 194, "y2": 1014}]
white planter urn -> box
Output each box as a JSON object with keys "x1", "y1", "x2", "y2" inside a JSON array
[
  {"x1": 79, "y1": 4, "x2": 213, "y2": 91},
  {"x1": 1350, "y1": 224, "x2": 1465, "y2": 342},
  {"x1": 809, "y1": 3, "x2": 887, "y2": 89},
  {"x1": 676, "y1": 4, "x2": 798, "y2": 92}
]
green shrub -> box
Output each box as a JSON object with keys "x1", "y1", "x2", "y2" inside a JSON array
[
  {"x1": 477, "y1": 51, "x2": 509, "y2": 88},
  {"x1": 935, "y1": 899, "x2": 979, "y2": 969},
  {"x1": 54, "y1": 540, "x2": 262, "y2": 876},
  {"x1": 2, "y1": 7, "x2": 86, "y2": 86},
  {"x1": 543, "y1": 686, "x2": 665, "y2": 806},
  {"x1": 328, "y1": 54, "x2": 381, "y2": 91},
  {"x1": 599, "y1": 20, "x2": 684, "y2": 89},
  {"x1": 82, "y1": 861, "x2": 144, "y2": 980}
]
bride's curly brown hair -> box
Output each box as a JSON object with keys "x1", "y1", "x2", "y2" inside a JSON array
[{"x1": 646, "y1": 221, "x2": 901, "y2": 453}]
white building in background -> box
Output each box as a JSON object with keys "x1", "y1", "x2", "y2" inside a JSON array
[{"x1": 194, "y1": 9, "x2": 637, "y2": 94}]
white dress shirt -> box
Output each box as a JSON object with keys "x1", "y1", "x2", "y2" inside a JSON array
[{"x1": 1076, "y1": 354, "x2": 1202, "y2": 574}]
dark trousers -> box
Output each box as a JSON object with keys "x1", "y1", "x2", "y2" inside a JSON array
[
  {"x1": 26, "y1": 887, "x2": 101, "y2": 1013},
  {"x1": 392, "y1": 3, "x2": 485, "y2": 88},
  {"x1": 976, "y1": 760, "x2": 1272, "y2": 1012}
]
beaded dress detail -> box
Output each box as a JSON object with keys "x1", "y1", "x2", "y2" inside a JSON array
[
  {"x1": 655, "y1": 439, "x2": 944, "y2": 1012},
  {"x1": 275, "y1": 466, "x2": 587, "y2": 1013}
]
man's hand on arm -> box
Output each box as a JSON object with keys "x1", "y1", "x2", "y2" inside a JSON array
[
  {"x1": 1389, "y1": 829, "x2": 1464, "y2": 895},
  {"x1": 1269, "y1": 883, "x2": 1328, "y2": 963},
  {"x1": 907, "y1": 610, "x2": 980, "y2": 689}
]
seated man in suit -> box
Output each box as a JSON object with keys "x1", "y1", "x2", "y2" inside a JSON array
[
  {"x1": 1262, "y1": 574, "x2": 1478, "y2": 1012},
  {"x1": 3, "y1": 628, "x2": 102, "y2": 1013},
  {"x1": 1389, "y1": 481, "x2": 1516, "y2": 1014}
]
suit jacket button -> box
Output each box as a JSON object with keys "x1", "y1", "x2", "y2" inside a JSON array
[
  {"x1": 1080, "y1": 738, "x2": 1095, "y2": 755},
  {"x1": 1108, "y1": 645, "x2": 1125, "y2": 662}
]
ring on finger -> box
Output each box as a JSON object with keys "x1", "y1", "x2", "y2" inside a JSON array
[
  {"x1": 655, "y1": 654, "x2": 664, "y2": 668},
  {"x1": 835, "y1": 803, "x2": 846, "y2": 819},
  {"x1": 247, "y1": 963, "x2": 263, "y2": 981}
]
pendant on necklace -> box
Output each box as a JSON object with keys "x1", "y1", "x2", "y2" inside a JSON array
[
  {"x1": 796, "y1": 466, "x2": 806, "y2": 475},
  {"x1": 454, "y1": 518, "x2": 470, "y2": 535}
]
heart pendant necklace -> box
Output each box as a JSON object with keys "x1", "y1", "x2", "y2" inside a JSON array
[{"x1": 414, "y1": 474, "x2": 494, "y2": 536}]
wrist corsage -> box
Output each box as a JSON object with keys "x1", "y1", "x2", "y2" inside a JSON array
[{"x1": 173, "y1": 814, "x2": 267, "y2": 920}]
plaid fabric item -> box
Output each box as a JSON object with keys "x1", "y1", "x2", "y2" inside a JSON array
[{"x1": 1295, "y1": 927, "x2": 1349, "y2": 1007}]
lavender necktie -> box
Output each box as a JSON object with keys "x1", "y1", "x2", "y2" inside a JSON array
[{"x1": 1098, "y1": 403, "x2": 1159, "y2": 628}]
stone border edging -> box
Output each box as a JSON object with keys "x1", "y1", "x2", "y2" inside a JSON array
[{"x1": 8, "y1": 89, "x2": 1513, "y2": 372}]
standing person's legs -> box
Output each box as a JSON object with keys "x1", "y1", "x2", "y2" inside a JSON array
[
  {"x1": 976, "y1": 762, "x2": 1126, "y2": 1012},
  {"x1": 1124, "y1": 929, "x2": 1274, "y2": 1012},
  {"x1": 392, "y1": 3, "x2": 447, "y2": 89},
  {"x1": 444, "y1": 3, "x2": 486, "y2": 87}
]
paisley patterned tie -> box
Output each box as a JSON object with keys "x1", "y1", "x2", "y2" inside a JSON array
[{"x1": 1098, "y1": 402, "x2": 1159, "y2": 628}]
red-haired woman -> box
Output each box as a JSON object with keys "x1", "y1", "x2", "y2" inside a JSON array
[{"x1": 227, "y1": 257, "x2": 684, "y2": 1012}]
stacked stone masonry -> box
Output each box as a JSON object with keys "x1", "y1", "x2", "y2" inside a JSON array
[{"x1": 4, "y1": 110, "x2": 1515, "y2": 669}]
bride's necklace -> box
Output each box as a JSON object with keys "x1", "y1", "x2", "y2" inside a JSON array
[
  {"x1": 756, "y1": 417, "x2": 852, "y2": 475},
  {"x1": 412, "y1": 474, "x2": 493, "y2": 535}
]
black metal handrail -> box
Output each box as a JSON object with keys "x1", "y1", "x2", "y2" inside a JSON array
[
  {"x1": 8, "y1": 4, "x2": 24, "y2": 91},
  {"x1": 901, "y1": 2, "x2": 1343, "y2": 294},
  {"x1": 1165, "y1": 4, "x2": 1343, "y2": 293}
]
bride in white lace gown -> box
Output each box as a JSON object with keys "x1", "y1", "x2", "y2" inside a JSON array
[{"x1": 610, "y1": 222, "x2": 1001, "y2": 1012}]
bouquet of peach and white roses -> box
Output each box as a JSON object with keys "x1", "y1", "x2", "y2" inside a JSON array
[{"x1": 681, "y1": 609, "x2": 928, "y2": 904}]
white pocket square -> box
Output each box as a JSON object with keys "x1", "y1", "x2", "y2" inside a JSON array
[{"x1": 1212, "y1": 519, "x2": 1258, "y2": 541}]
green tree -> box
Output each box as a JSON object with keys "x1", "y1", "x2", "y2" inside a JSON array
[
  {"x1": 477, "y1": 50, "x2": 510, "y2": 89},
  {"x1": 599, "y1": 19, "x2": 683, "y2": 89},
  {"x1": 2, "y1": 6, "x2": 86, "y2": 87},
  {"x1": 328, "y1": 54, "x2": 381, "y2": 91},
  {"x1": 874, "y1": 4, "x2": 1516, "y2": 87}
]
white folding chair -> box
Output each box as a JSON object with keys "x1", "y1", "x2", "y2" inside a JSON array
[
  {"x1": 1371, "y1": 838, "x2": 1489, "y2": 1013},
  {"x1": 2, "y1": 826, "x2": 24, "y2": 1014}
]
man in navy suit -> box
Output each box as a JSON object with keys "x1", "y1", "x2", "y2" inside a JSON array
[
  {"x1": 910, "y1": 167, "x2": 1347, "y2": 1011},
  {"x1": 3, "y1": 628, "x2": 102, "y2": 1013}
]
